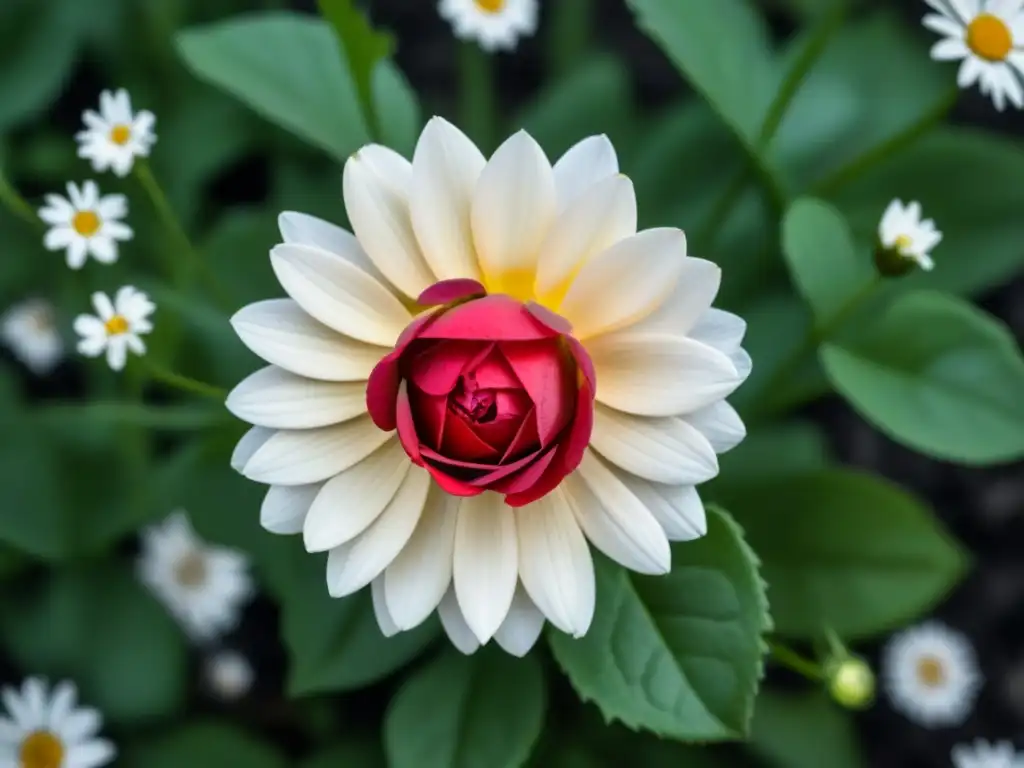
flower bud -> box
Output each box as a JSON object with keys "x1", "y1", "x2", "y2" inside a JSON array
[{"x1": 827, "y1": 656, "x2": 876, "y2": 710}]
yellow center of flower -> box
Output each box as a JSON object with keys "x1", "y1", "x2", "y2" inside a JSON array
[
  {"x1": 915, "y1": 655, "x2": 947, "y2": 688},
  {"x1": 967, "y1": 13, "x2": 1013, "y2": 62},
  {"x1": 109, "y1": 124, "x2": 132, "y2": 145},
  {"x1": 72, "y1": 210, "x2": 101, "y2": 237},
  {"x1": 474, "y1": 0, "x2": 505, "y2": 13},
  {"x1": 174, "y1": 551, "x2": 208, "y2": 589},
  {"x1": 19, "y1": 730, "x2": 64, "y2": 768},
  {"x1": 104, "y1": 315, "x2": 129, "y2": 336},
  {"x1": 894, "y1": 234, "x2": 913, "y2": 253}
]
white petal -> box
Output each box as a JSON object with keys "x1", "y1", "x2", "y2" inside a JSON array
[
  {"x1": 931, "y1": 36, "x2": 969, "y2": 60},
  {"x1": 47, "y1": 681, "x2": 76, "y2": 728},
  {"x1": 343, "y1": 144, "x2": 437, "y2": 299},
  {"x1": 43, "y1": 227, "x2": 75, "y2": 251},
  {"x1": 231, "y1": 299, "x2": 387, "y2": 382},
  {"x1": 410, "y1": 116, "x2": 486, "y2": 282},
  {"x1": 609, "y1": 257, "x2": 721, "y2": 338},
  {"x1": 558, "y1": 228, "x2": 688, "y2": 339},
  {"x1": 616, "y1": 473, "x2": 707, "y2": 542},
  {"x1": 57, "y1": 709, "x2": 101, "y2": 743},
  {"x1": 591, "y1": 403, "x2": 719, "y2": 485},
  {"x1": 260, "y1": 483, "x2": 321, "y2": 534},
  {"x1": 688, "y1": 308, "x2": 747, "y2": 355},
  {"x1": 552, "y1": 135, "x2": 619, "y2": 212},
  {"x1": 68, "y1": 739, "x2": 117, "y2": 768},
  {"x1": 243, "y1": 415, "x2": 392, "y2": 486},
  {"x1": 471, "y1": 130, "x2": 556, "y2": 292},
  {"x1": 270, "y1": 243, "x2": 411, "y2": 346},
  {"x1": 278, "y1": 211, "x2": 389, "y2": 286},
  {"x1": 230, "y1": 426, "x2": 274, "y2": 472},
  {"x1": 587, "y1": 332, "x2": 741, "y2": 416},
  {"x1": 683, "y1": 401, "x2": 746, "y2": 454},
  {"x1": 227, "y1": 365, "x2": 369, "y2": 429},
  {"x1": 371, "y1": 577, "x2": 401, "y2": 637},
  {"x1": 21, "y1": 678, "x2": 46, "y2": 728},
  {"x1": 302, "y1": 438, "x2": 410, "y2": 551},
  {"x1": 494, "y1": 586, "x2": 546, "y2": 657},
  {"x1": 385, "y1": 484, "x2": 460, "y2": 630},
  {"x1": 453, "y1": 491, "x2": 518, "y2": 643},
  {"x1": 106, "y1": 336, "x2": 128, "y2": 370},
  {"x1": 438, "y1": 587, "x2": 481, "y2": 655},
  {"x1": 326, "y1": 466, "x2": 431, "y2": 597},
  {"x1": 564, "y1": 450, "x2": 671, "y2": 574}
]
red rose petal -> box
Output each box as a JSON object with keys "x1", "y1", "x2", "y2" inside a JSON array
[
  {"x1": 567, "y1": 336, "x2": 596, "y2": 391},
  {"x1": 466, "y1": 448, "x2": 546, "y2": 485},
  {"x1": 424, "y1": 463, "x2": 485, "y2": 497},
  {"x1": 525, "y1": 301, "x2": 573, "y2": 334},
  {"x1": 491, "y1": 446, "x2": 558, "y2": 495},
  {"x1": 471, "y1": 346, "x2": 521, "y2": 390},
  {"x1": 441, "y1": 414, "x2": 502, "y2": 462},
  {"x1": 418, "y1": 279, "x2": 487, "y2": 307},
  {"x1": 499, "y1": 339, "x2": 573, "y2": 446},
  {"x1": 501, "y1": 407, "x2": 540, "y2": 462},
  {"x1": 365, "y1": 312, "x2": 437, "y2": 431},
  {"x1": 409, "y1": 386, "x2": 447, "y2": 451},
  {"x1": 395, "y1": 381, "x2": 423, "y2": 465},
  {"x1": 409, "y1": 340, "x2": 481, "y2": 396},
  {"x1": 419, "y1": 294, "x2": 557, "y2": 341}
]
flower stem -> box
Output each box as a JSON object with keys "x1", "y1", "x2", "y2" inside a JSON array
[
  {"x1": 0, "y1": 170, "x2": 43, "y2": 232},
  {"x1": 459, "y1": 42, "x2": 497, "y2": 154},
  {"x1": 768, "y1": 640, "x2": 823, "y2": 681},
  {"x1": 546, "y1": 0, "x2": 592, "y2": 77},
  {"x1": 144, "y1": 361, "x2": 228, "y2": 400}
]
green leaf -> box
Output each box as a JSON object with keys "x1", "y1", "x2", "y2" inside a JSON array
[
  {"x1": 0, "y1": 543, "x2": 28, "y2": 581},
  {"x1": 750, "y1": 690, "x2": 866, "y2": 768},
  {"x1": 781, "y1": 198, "x2": 874, "y2": 323},
  {"x1": 0, "y1": 562, "x2": 187, "y2": 725},
  {"x1": 373, "y1": 60, "x2": 422, "y2": 156},
  {"x1": 124, "y1": 723, "x2": 287, "y2": 768},
  {"x1": 38, "y1": 402, "x2": 230, "y2": 432},
  {"x1": 301, "y1": 742, "x2": 385, "y2": 768},
  {"x1": 176, "y1": 12, "x2": 369, "y2": 160},
  {"x1": 549, "y1": 506, "x2": 770, "y2": 741},
  {"x1": 384, "y1": 648, "x2": 546, "y2": 768},
  {"x1": 821, "y1": 290, "x2": 1024, "y2": 464},
  {"x1": 714, "y1": 470, "x2": 968, "y2": 639},
  {"x1": 715, "y1": 421, "x2": 831, "y2": 486},
  {"x1": 203, "y1": 207, "x2": 282, "y2": 306}
]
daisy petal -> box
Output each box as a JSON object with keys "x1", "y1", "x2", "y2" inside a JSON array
[
  {"x1": 683, "y1": 401, "x2": 746, "y2": 453},
  {"x1": 494, "y1": 586, "x2": 546, "y2": 657},
  {"x1": 371, "y1": 577, "x2": 401, "y2": 637},
  {"x1": 615, "y1": 472, "x2": 708, "y2": 541},
  {"x1": 227, "y1": 366, "x2": 368, "y2": 429},
  {"x1": 278, "y1": 211, "x2": 388, "y2": 285},
  {"x1": 552, "y1": 134, "x2": 619, "y2": 211},
  {"x1": 438, "y1": 587, "x2": 481, "y2": 655},
  {"x1": 260, "y1": 483, "x2": 321, "y2": 534}
]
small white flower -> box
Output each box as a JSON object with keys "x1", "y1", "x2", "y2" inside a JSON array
[
  {"x1": 38, "y1": 181, "x2": 132, "y2": 270},
  {"x1": 883, "y1": 621, "x2": 982, "y2": 728},
  {"x1": 204, "y1": 650, "x2": 255, "y2": 701},
  {"x1": 73, "y1": 287, "x2": 154, "y2": 372},
  {"x1": 76, "y1": 89, "x2": 156, "y2": 176},
  {"x1": 0, "y1": 677, "x2": 115, "y2": 768},
  {"x1": 952, "y1": 739, "x2": 1024, "y2": 768},
  {"x1": 878, "y1": 198, "x2": 942, "y2": 271},
  {"x1": 438, "y1": 0, "x2": 538, "y2": 51},
  {"x1": 138, "y1": 511, "x2": 254, "y2": 643},
  {"x1": 1, "y1": 299, "x2": 64, "y2": 375},
  {"x1": 923, "y1": 0, "x2": 1024, "y2": 111}
]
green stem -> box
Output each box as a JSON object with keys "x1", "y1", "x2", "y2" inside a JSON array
[
  {"x1": 145, "y1": 361, "x2": 228, "y2": 400},
  {"x1": 546, "y1": 0, "x2": 592, "y2": 77},
  {"x1": 459, "y1": 42, "x2": 497, "y2": 154},
  {"x1": 768, "y1": 640, "x2": 823, "y2": 681},
  {"x1": 0, "y1": 171, "x2": 44, "y2": 231}
]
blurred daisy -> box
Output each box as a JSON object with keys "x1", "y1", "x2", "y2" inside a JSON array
[
  {"x1": 923, "y1": 0, "x2": 1024, "y2": 110},
  {"x1": 204, "y1": 650, "x2": 254, "y2": 702},
  {"x1": 0, "y1": 677, "x2": 115, "y2": 768},
  {"x1": 138, "y1": 511, "x2": 254, "y2": 643},
  {"x1": 439, "y1": 0, "x2": 538, "y2": 51},
  {"x1": 1, "y1": 299, "x2": 64, "y2": 375},
  {"x1": 952, "y1": 739, "x2": 1024, "y2": 768},
  {"x1": 876, "y1": 198, "x2": 941, "y2": 274},
  {"x1": 38, "y1": 181, "x2": 132, "y2": 270},
  {"x1": 883, "y1": 621, "x2": 982, "y2": 727},
  {"x1": 76, "y1": 89, "x2": 156, "y2": 176},
  {"x1": 73, "y1": 287, "x2": 154, "y2": 372}
]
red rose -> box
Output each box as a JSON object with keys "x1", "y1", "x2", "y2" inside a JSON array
[{"x1": 366, "y1": 279, "x2": 595, "y2": 507}]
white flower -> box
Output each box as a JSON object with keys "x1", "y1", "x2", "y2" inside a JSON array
[
  {"x1": 0, "y1": 677, "x2": 115, "y2": 768},
  {"x1": 953, "y1": 739, "x2": 1024, "y2": 768},
  {"x1": 1, "y1": 299, "x2": 64, "y2": 375},
  {"x1": 924, "y1": 0, "x2": 1024, "y2": 110},
  {"x1": 227, "y1": 119, "x2": 750, "y2": 657},
  {"x1": 883, "y1": 621, "x2": 982, "y2": 727},
  {"x1": 76, "y1": 89, "x2": 156, "y2": 176},
  {"x1": 438, "y1": 0, "x2": 538, "y2": 51},
  {"x1": 73, "y1": 287, "x2": 154, "y2": 372},
  {"x1": 204, "y1": 650, "x2": 255, "y2": 702},
  {"x1": 38, "y1": 182, "x2": 132, "y2": 270},
  {"x1": 137, "y1": 511, "x2": 254, "y2": 643},
  {"x1": 878, "y1": 198, "x2": 942, "y2": 271}
]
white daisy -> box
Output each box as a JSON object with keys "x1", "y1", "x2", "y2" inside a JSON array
[
  {"x1": 924, "y1": 0, "x2": 1024, "y2": 110},
  {"x1": 877, "y1": 198, "x2": 942, "y2": 273},
  {"x1": 438, "y1": 0, "x2": 538, "y2": 51},
  {"x1": 73, "y1": 287, "x2": 154, "y2": 372},
  {"x1": 76, "y1": 89, "x2": 156, "y2": 177},
  {"x1": 38, "y1": 182, "x2": 132, "y2": 270},
  {"x1": 883, "y1": 621, "x2": 982, "y2": 727},
  {"x1": 0, "y1": 677, "x2": 115, "y2": 768},
  {"x1": 227, "y1": 118, "x2": 751, "y2": 657},
  {"x1": 204, "y1": 650, "x2": 255, "y2": 702},
  {"x1": 137, "y1": 511, "x2": 254, "y2": 643},
  {"x1": 1, "y1": 299, "x2": 64, "y2": 375},
  {"x1": 953, "y1": 739, "x2": 1024, "y2": 768}
]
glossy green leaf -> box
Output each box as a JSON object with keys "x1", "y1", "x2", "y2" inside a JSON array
[
  {"x1": 714, "y1": 470, "x2": 968, "y2": 639},
  {"x1": 715, "y1": 421, "x2": 831, "y2": 487},
  {"x1": 751, "y1": 690, "x2": 865, "y2": 768},
  {"x1": 301, "y1": 742, "x2": 385, "y2": 768},
  {"x1": 385, "y1": 648, "x2": 546, "y2": 768},
  {"x1": 124, "y1": 723, "x2": 287, "y2": 768},
  {"x1": 549, "y1": 506, "x2": 769, "y2": 741}
]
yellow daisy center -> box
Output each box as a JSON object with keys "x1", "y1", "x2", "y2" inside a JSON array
[
  {"x1": 894, "y1": 234, "x2": 913, "y2": 253},
  {"x1": 19, "y1": 730, "x2": 64, "y2": 768},
  {"x1": 104, "y1": 315, "x2": 129, "y2": 336},
  {"x1": 967, "y1": 13, "x2": 1013, "y2": 62},
  {"x1": 72, "y1": 210, "x2": 101, "y2": 237},
  {"x1": 110, "y1": 124, "x2": 132, "y2": 145},
  {"x1": 474, "y1": 0, "x2": 505, "y2": 13},
  {"x1": 174, "y1": 551, "x2": 208, "y2": 589},
  {"x1": 915, "y1": 655, "x2": 947, "y2": 688}
]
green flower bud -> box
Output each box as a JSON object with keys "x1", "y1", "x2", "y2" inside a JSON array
[{"x1": 827, "y1": 656, "x2": 876, "y2": 710}]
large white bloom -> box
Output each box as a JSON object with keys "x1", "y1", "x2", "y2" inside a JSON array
[
  {"x1": 76, "y1": 89, "x2": 157, "y2": 177},
  {"x1": 953, "y1": 740, "x2": 1024, "y2": 768},
  {"x1": 73, "y1": 287, "x2": 154, "y2": 372},
  {"x1": 924, "y1": 0, "x2": 1024, "y2": 110},
  {"x1": 227, "y1": 119, "x2": 750, "y2": 656},
  {"x1": 1, "y1": 299, "x2": 64, "y2": 375},
  {"x1": 883, "y1": 621, "x2": 982, "y2": 727},
  {"x1": 0, "y1": 677, "x2": 115, "y2": 768},
  {"x1": 38, "y1": 182, "x2": 132, "y2": 270},
  {"x1": 877, "y1": 198, "x2": 942, "y2": 272},
  {"x1": 137, "y1": 512, "x2": 254, "y2": 643},
  {"x1": 438, "y1": 0, "x2": 538, "y2": 51}
]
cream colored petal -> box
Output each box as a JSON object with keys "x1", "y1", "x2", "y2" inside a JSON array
[
  {"x1": 371, "y1": 577, "x2": 400, "y2": 637},
  {"x1": 243, "y1": 415, "x2": 392, "y2": 486},
  {"x1": 559, "y1": 228, "x2": 688, "y2": 339},
  {"x1": 683, "y1": 401, "x2": 746, "y2": 454},
  {"x1": 302, "y1": 438, "x2": 409, "y2": 552},
  {"x1": 260, "y1": 483, "x2": 321, "y2": 534},
  {"x1": 615, "y1": 472, "x2": 707, "y2": 542},
  {"x1": 231, "y1": 299, "x2": 387, "y2": 382},
  {"x1": 494, "y1": 585, "x2": 546, "y2": 657},
  {"x1": 552, "y1": 134, "x2": 619, "y2": 212},
  {"x1": 343, "y1": 144, "x2": 436, "y2": 298},
  {"x1": 277, "y1": 211, "x2": 390, "y2": 287},
  {"x1": 609, "y1": 257, "x2": 721, "y2": 338},
  {"x1": 688, "y1": 308, "x2": 747, "y2": 355},
  {"x1": 590, "y1": 403, "x2": 719, "y2": 485},
  {"x1": 270, "y1": 243, "x2": 411, "y2": 346},
  {"x1": 230, "y1": 426, "x2": 274, "y2": 473},
  {"x1": 453, "y1": 491, "x2": 518, "y2": 643},
  {"x1": 438, "y1": 587, "x2": 481, "y2": 655},
  {"x1": 410, "y1": 116, "x2": 485, "y2": 282},
  {"x1": 227, "y1": 366, "x2": 368, "y2": 429}
]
